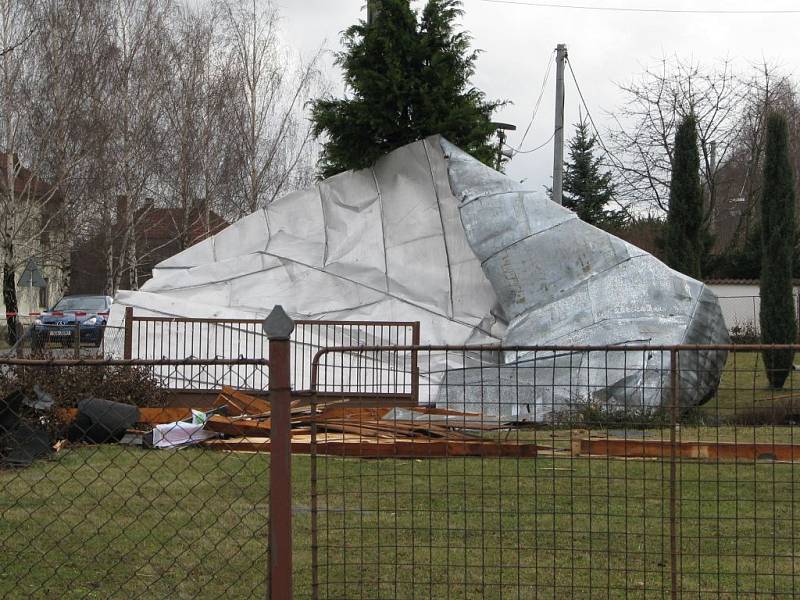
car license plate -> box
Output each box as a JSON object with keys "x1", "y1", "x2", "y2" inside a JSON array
[{"x1": 50, "y1": 331, "x2": 70, "y2": 337}]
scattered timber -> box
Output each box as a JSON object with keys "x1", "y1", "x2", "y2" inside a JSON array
[
  {"x1": 574, "y1": 437, "x2": 800, "y2": 462},
  {"x1": 202, "y1": 435, "x2": 540, "y2": 458},
  {"x1": 200, "y1": 386, "x2": 539, "y2": 457}
]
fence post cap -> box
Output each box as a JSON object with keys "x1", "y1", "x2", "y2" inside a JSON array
[{"x1": 263, "y1": 305, "x2": 294, "y2": 340}]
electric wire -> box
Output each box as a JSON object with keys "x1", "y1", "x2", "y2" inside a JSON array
[
  {"x1": 510, "y1": 131, "x2": 556, "y2": 154},
  {"x1": 565, "y1": 55, "x2": 637, "y2": 218},
  {"x1": 565, "y1": 57, "x2": 613, "y2": 159},
  {"x1": 479, "y1": 0, "x2": 800, "y2": 15},
  {"x1": 516, "y1": 50, "x2": 555, "y2": 150}
]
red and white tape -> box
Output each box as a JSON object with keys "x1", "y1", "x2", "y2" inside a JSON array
[{"x1": 5, "y1": 310, "x2": 101, "y2": 318}]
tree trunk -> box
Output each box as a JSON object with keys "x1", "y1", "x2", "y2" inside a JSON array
[
  {"x1": 127, "y1": 232, "x2": 139, "y2": 291},
  {"x1": 2, "y1": 239, "x2": 18, "y2": 345},
  {"x1": 105, "y1": 242, "x2": 114, "y2": 296},
  {"x1": 59, "y1": 248, "x2": 71, "y2": 298}
]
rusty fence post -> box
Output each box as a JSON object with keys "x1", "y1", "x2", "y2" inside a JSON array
[
  {"x1": 310, "y1": 363, "x2": 318, "y2": 600},
  {"x1": 74, "y1": 322, "x2": 81, "y2": 359},
  {"x1": 669, "y1": 348, "x2": 680, "y2": 600},
  {"x1": 411, "y1": 321, "x2": 420, "y2": 402},
  {"x1": 264, "y1": 305, "x2": 295, "y2": 600},
  {"x1": 796, "y1": 289, "x2": 800, "y2": 341},
  {"x1": 123, "y1": 307, "x2": 133, "y2": 359}
]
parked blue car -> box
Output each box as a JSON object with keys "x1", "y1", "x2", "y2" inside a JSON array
[{"x1": 32, "y1": 295, "x2": 113, "y2": 349}]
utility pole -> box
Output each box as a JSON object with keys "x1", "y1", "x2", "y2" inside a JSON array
[
  {"x1": 491, "y1": 122, "x2": 517, "y2": 171},
  {"x1": 552, "y1": 43, "x2": 567, "y2": 205}
]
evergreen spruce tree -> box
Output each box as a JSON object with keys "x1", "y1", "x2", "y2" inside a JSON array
[
  {"x1": 759, "y1": 112, "x2": 796, "y2": 389},
  {"x1": 310, "y1": 0, "x2": 501, "y2": 178},
  {"x1": 664, "y1": 115, "x2": 704, "y2": 279},
  {"x1": 562, "y1": 117, "x2": 623, "y2": 227}
]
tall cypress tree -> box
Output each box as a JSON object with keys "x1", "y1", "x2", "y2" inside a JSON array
[
  {"x1": 562, "y1": 117, "x2": 623, "y2": 227},
  {"x1": 664, "y1": 115, "x2": 703, "y2": 279},
  {"x1": 310, "y1": 0, "x2": 501, "y2": 178},
  {"x1": 760, "y1": 112, "x2": 796, "y2": 389}
]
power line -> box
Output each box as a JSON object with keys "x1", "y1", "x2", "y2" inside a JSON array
[
  {"x1": 511, "y1": 131, "x2": 556, "y2": 155},
  {"x1": 565, "y1": 56, "x2": 637, "y2": 218},
  {"x1": 564, "y1": 57, "x2": 610, "y2": 157},
  {"x1": 479, "y1": 0, "x2": 800, "y2": 15},
  {"x1": 517, "y1": 50, "x2": 555, "y2": 150}
]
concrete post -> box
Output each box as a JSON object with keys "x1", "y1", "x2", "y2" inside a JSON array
[{"x1": 552, "y1": 43, "x2": 567, "y2": 205}]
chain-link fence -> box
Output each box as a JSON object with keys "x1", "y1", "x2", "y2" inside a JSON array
[
  {"x1": 0, "y1": 356, "x2": 272, "y2": 599},
  {"x1": 715, "y1": 293, "x2": 800, "y2": 341},
  {"x1": 4, "y1": 314, "x2": 800, "y2": 599}
]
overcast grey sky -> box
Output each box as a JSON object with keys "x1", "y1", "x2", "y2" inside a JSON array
[{"x1": 274, "y1": 0, "x2": 800, "y2": 195}]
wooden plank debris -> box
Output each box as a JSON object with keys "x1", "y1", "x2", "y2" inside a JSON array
[
  {"x1": 202, "y1": 436, "x2": 540, "y2": 458},
  {"x1": 574, "y1": 437, "x2": 800, "y2": 462},
  {"x1": 205, "y1": 415, "x2": 272, "y2": 436},
  {"x1": 196, "y1": 388, "x2": 537, "y2": 458},
  {"x1": 213, "y1": 386, "x2": 272, "y2": 415}
]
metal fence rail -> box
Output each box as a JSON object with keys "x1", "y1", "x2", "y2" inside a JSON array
[
  {"x1": 308, "y1": 343, "x2": 800, "y2": 599},
  {"x1": 119, "y1": 308, "x2": 419, "y2": 393}
]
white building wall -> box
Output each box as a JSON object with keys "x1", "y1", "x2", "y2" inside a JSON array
[{"x1": 707, "y1": 282, "x2": 800, "y2": 332}]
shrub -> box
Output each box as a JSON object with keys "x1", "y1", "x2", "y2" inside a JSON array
[
  {"x1": 729, "y1": 320, "x2": 760, "y2": 344},
  {"x1": 760, "y1": 112, "x2": 797, "y2": 388},
  {"x1": 0, "y1": 361, "x2": 168, "y2": 438},
  {"x1": 665, "y1": 115, "x2": 704, "y2": 278}
]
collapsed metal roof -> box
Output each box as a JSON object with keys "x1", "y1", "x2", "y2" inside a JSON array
[{"x1": 111, "y1": 135, "x2": 729, "y2": 419}]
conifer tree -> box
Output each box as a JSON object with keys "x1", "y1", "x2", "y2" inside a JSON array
[
  {"x1": 760, "y1": 112, "x2": 796, "y2": 389},
  {"x1": 310, "y1": 0, "x2": 501, "y2": 178},
  {"x1": 562, "y1": 117, "x2": 622, "y2": 227},
  {"x1": 664, "y1": 115, "x2": 704, "y2": 279}
]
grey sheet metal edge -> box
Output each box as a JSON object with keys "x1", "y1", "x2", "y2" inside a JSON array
[{"x1": 439, "y1": 138, "x2": 729, "y2": 421}]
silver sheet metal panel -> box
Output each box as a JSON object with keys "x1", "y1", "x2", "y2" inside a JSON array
[
  {"x1": 109, "y1": 136, "x2": 728, "y2": 419},
  {"x1": 441, "y1": 139, "x2": 729, "y2": 420},
  {"x1": 111, "y1": 137, "x2": 504, "y2": 345}
]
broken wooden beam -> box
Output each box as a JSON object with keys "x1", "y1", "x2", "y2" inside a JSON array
[
  {"x1": 213, "y1": 386, "x2": 272, "y2": 415},
  {"x1": 204, "y1": 415, "x2": 271, "y2": 436},
  {"x1": 574, "y1": 437, "x2": 800, "y2": 462},
  {"x1": 202, "y1": 435, "x2": 540, "y2": 458}
]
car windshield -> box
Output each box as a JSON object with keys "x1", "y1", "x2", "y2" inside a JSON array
[{"x1": 52, "y1": 297, "x2": 107, "y2": 312}]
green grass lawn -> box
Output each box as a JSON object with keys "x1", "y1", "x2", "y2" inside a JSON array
[
  {"x1": 2, "y1": 446, "x2": 799, "y2": 599},
  {"x1": 702, "y1": 349, "x2": 800, "y2": 417}
]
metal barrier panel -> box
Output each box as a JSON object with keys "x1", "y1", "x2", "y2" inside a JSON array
[
  {"x1": 119, "y1": 312, "x2": 418, "y2": 393},
  {"x1": 126, "y1": 317, "x2": 271, "y2": 390},
  {"x1": 308, "y1": 344, "x2": 800, "y2": 599}
]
